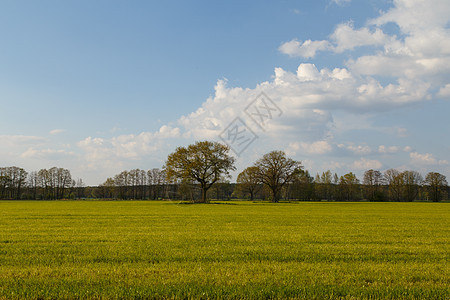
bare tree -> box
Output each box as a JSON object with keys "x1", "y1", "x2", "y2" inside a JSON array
[
  {"x1": 384, "y1": 169, "x2": 403, "y2": 201},
  {"x1": 401, "y1": 170, "x2": 423, "y2": 202},
  {"x1": 363, "y1": 169, "x2": 385, "y2": 201}
]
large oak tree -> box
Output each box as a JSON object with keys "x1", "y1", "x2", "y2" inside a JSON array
[
  {"x1": 165, "y1": 141, "x2": 235, "y2": 203},
  {"x1": 254, "y1": 150, "x2": 302, "y2": 202}
]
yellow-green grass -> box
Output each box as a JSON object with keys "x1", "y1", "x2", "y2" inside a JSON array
[{"x1": 0, "y1": 201, "x2": 448, "y2": 299}]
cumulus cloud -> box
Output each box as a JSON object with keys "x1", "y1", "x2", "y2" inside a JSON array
[
  {"x1": 12, "y1": 0, "x2": 444, "y2": 184},
  {"x1": 278, "y1": 39, "x2": 331, "y2": 58},
  {"x1": 280, "y1": 0, "x2": 450, "y2": 94},
  {"x1": 410, "y1": 152, "x2": 437, "y2": 165},
  {"x1": 331, "y1": 22, "x2": 390, "y2": 53},
  {"x1": 75, "y1": 0, "x2": 450, "y2": 179},
  {"x1": 77, "y1": 125, "x2": 181, "y2": 170},
  {"x1": 409, "y1": 152, "x2": 449, "y2": 166}
]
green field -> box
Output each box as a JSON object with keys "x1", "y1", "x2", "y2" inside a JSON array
[{"x1": 0, "y1": 201, "x2": 449, "y2": 299}]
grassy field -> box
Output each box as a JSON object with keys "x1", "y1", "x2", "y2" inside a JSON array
[{"x1": 0, "y1": 201, "x2": 449, "y2": 299}]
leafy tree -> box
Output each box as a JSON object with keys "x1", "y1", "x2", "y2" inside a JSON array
[
  {"x1": 236, "y1": 166, "x2": 261, "y2": 201},
  {"x1": 289, "y1": 169, "x2": 315, "y2": 201},
  {"x1": 424, "y1": 172, "x2": 448, "y2": 202},
  {"x1": 0, "y1": 166, "x2": 28, "y2": 199},
  {"x1": 315, "y1": 170, "x2": 333, "y2": 200},
  {"x1": 253, "y1": 150, "x2": 302, "y2": 203},
  {"x1": 384, "y1": 169, "x2": 403, "y2": 201},
  {"x1": 99, "y1": 177, "x2": 116, "y2": 198},
  {"x1": 165, "y1": 141, "x2": 235, "y2": 203},
  {"x1": 339, "y1": 172, "x2": 360, "y2": 201}
]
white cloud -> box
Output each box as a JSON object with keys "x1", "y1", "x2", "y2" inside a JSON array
[
  {"x1": 21, "y1": 148, "x2": 76, "y2": 160},
  {"x1": 49, "y1": 129, "x2": 65, "y2": 135},
  {"x1": 77, "y1": 125, "x2": 181, "y2": 170},
  {"x1": 346, "y1": 145, "x2": 372, "y2": 155},
  {"x1": 330, "y1": 0, "x2": 351, "y2": 6},
  {"x1": 409, "y1": 152, "x2": 449, "y2": 167},
  {"x1": 352, "y1": 158, "x2": 383, "y2": 170},
  {"x1": 410, "y1": 152, "x2": 439, "y2": 165},
  {"x1": 278, "y1": 39, "x2": 331, "y2": 58},
  {"x1": 279, "y1": 0, "x2": 450, "y2": 94},
  {"x1": 286, "y1": 140, "x2": 332, "y2": 156},
  {"x1": 378, "y1": 145, "x2": 400, "y2": 154},
  {"x1": 6, "y1": 0, "x2": 445, "y2": 184},
  {"x1": 370, "y1": 0, "x2": 450, "y2": 34},
  {"x1": 438, "y1": 84, "x2": 450, "y2": 98},
  {"x1": 331, "y1": 22, "x2": 390, "y2": 53}
]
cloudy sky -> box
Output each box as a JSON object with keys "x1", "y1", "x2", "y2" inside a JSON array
[{"x1": 1, "y1": 0, "x2": 449, "y2": 185}]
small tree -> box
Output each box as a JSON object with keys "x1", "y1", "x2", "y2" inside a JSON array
[
  {"x1": 236, "y1": 166, "x2": 261, "y2": 201},
  {"x1": 424, "y1": 172, "x2": 448, "y2": 202},
  {"x1": 165, "y1": 141, "x2": 235, "y2": 203},
  {"x1": 254, "y1": 150, "x2": 302, "y2": 203}
]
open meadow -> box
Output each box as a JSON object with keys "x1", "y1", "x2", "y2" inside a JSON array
[{"x1": 0, "y1": 201, "x2": 449, "y2": 299}]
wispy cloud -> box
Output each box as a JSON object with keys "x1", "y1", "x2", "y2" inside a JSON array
[{"x1": 49, "y1": 129, "x2": 65, "y2": 135}]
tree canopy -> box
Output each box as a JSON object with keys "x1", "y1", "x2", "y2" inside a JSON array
[
  {"x1": 165, "y1": 141, "x2": 235, "y2": 203},
  {"x1": 253, "y1": 150, "x2": 302, "y2": 202}
]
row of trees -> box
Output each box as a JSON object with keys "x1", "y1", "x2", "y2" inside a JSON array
[
  {"x1": 236, "y1": 168, "x2": 448, "y2": 202},
  {"x1": 98, "y1": 168, "x2": 167, "y2": 200},
  {"x1": 164, "y1": 141, "x2": 449, "y2": 203},
  {"x1": 0, "y1": 166, "x2": 80, "y2": 200},
  {"x1": 1, "y1": 141, "x2": 448, "y2": 202}
]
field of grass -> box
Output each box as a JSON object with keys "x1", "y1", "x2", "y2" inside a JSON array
[{"x1": 0, "y1": 200, "x2": 449, "y2": 299}]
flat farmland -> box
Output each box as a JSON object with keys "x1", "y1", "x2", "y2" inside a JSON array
[{"x1": 0, "y1": 201, "x2": 448, "y2": 299}]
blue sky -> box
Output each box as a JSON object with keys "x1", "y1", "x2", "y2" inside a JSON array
[{"x1": 1, "y1": 0, "x2": 449, "y2": 185}]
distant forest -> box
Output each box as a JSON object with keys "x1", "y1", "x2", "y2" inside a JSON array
[{"x1": 1, "y1": 166, "x2": 448, "y2": 202}]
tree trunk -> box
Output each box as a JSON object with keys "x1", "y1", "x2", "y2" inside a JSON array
[
  {"x1": 271, "y1": 187, "x2": 280, "y2": 203},
  {"x1": 200, "y1": 185, "x2": 208, "y2": 203}
]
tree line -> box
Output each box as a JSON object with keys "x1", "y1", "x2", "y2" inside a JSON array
[
  {"x1": 0, "y1": 166, "x2": 82, "y2": 200},
  {"x1": 1, "y1": 141, "x2": 448, "y2": 202}
]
